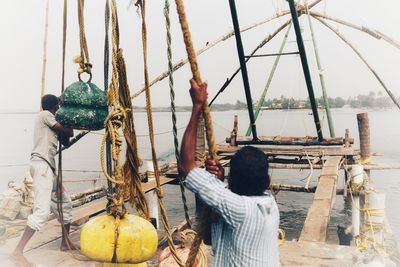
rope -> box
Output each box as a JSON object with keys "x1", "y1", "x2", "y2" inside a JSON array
[
  {"x1": 173, "y1": 0, "x2": 218, "y2": 265},
  {"x1": 343, "y1": 165, "x2": 389, "y2": 256},
  {"x1": 99, "y1": 0, "x2": 150, "y2": 221},
  {"x1": 56, "y1": 0, "x2": 73, "y2": 251},
  {"x1": 76, "y1": 0, "x2": 92, "y2": 75},
  {"x1": 174, "y1": 0, "x2": 217, "y2": 160},
  {"x1": 103, "y1": 0, "x2": 114, "y2": 210},
  {"x1": 164, "y1": 0, "x2": 191, "y2": 229},
  {"x1": 137, "y1": 0, "x2": 184, "y2": 265}
]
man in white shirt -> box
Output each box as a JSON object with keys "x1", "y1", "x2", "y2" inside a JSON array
[
  {"x1": 12, "y1": 94, "x2": 76, "y2": 264},
  {"x1": 179, "y1": 80, "x2": 280, "y2": 266}
]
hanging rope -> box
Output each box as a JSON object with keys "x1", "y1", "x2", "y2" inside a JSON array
[
  {"x1": 173, "y1": 0, "x2": 219, "y2": 265},
  {"x1": 136, "y1": 0, "x2": 185, "y2": 265},
  {"x1": 75, "y1": 0, "x2": 92, "y2": 75},
  {"x1": 56, "y1": 0, "x2": 73, "y2": 250},
  {"x1": 39, "y1": 0, "x2": 50, "y2": 110},
  {"x1": 100, "y1": 0, "x2": 150, "y2": 221},
  {"x1": 164, "y1": 0, "x2": 191, "y2": 229},
  {"x1": 103, "y1": 0, "x2": 115, "y2": 213}
]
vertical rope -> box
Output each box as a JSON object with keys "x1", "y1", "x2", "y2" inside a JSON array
[
  {"x1": 104, "y1": 0, "x2": 114, "y2": 212},
  {"x1": 77, "y1": 0, "x2": 90, "y2": 64},
  {"x1": 173, "y1": 1, "x2": 217, "y2": 265},
  {"x1": 173, "y1": 0, "x2": 214, "y2": 265},
  {"x1": 138, "y1": 0, "x2": 184, "y2": 265},
  {"x1": 164, "y1": 0, "x2": 191, "y2": 229},
  {"x1": 174, "y1": 0, "x2": 217, "y2": 160},
  {"x1": 56, "y1": 0, "x2": 72, "y2": 250}
]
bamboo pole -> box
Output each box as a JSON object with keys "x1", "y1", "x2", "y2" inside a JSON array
[
  {"x1": 131, "y1": 0, "x2": 324, "y2": 99},
  {"x1": 310, "y1": 12, "x2": 400, "y2": 50},
  {"x1": 288, "y1": 0, "x2": 323, "y2": 141},
  {"x1": 357, "y1": 113, "x2": 371, "y2": 164},
  {"x1": 304, "y1": 1, "x2": 335, "y2": 137},
  {"x1": 313, "y1": 16, "x2": 400, "y2": 110},
  {"x1": 210, "y1": 20, "x2": 291, "y2": 106},
  {"x1": 131, "y1": 12, "x2": 288, "y2": 99},
  {"x1": 39, "y1": 0, "x2": 50, "y2": 110},
  {"x1": 246, "y1": 23, "x2": 292, "y2": 136},
  {"x1": 70, "y1": 186, "x2": 105, "y2": 201},
  {"x1": 228, "y1": 0, "x2": 258, "y2": 140}
]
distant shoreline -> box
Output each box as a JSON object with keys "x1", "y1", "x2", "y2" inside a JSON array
[{"x1": 1, "y1": 106, "x2": 396, "y2": 115}]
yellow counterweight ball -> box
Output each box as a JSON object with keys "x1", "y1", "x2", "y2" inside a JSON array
[
  {"x1": 80, "y1": 214, "x2": 158, "y2": 263},
  {"x1": 103, "y1": 263, "x2": 147, "y2": 267}
]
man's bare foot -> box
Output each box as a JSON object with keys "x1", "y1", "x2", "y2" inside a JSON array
[
  {"x1": 60, "y1": 241, "x2": 80, "y2": 251},
  {"x1": 9, "y1": 251, "x2": 34, "y2": 267}
]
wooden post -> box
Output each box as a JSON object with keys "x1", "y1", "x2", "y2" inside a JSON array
[
  {"x1": 230, "y1": 115, "x2": 238, "y2": 146},
  {"x1": 344, "y1": 128, "x2": 351, "y2": 148},
  {"x1": 357, "y1": 113, "x2": 371, "y2": 164},
  {"x1": 145, "y1": 161, "x2": 159, "y2": 229},
  {"x1": 344, "y1": 129, "x2": 350, "y2": 197}
]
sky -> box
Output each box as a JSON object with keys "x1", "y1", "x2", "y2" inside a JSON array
[{"x1": 0, "y1": 0, "x2": 400, "y2": 111}]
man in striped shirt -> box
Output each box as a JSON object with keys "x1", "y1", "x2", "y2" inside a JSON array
[{"x1": 179, "y1": 79, "x2": 280, "y2": 266}]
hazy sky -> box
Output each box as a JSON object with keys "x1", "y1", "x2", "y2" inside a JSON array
[{"x1": 1, "y1": 0, "x2": 400, "y2": 110}]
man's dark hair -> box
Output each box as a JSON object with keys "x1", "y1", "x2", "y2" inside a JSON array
[
  {"x1": 229, "y1": 146, "x2": 269, "y2": 196},
  {"x1": 41, "y1": 94, "x2": 59, "y2": 111}
]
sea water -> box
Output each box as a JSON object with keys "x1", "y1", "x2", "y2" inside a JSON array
[{"x1": 0, "y1": 108, "x2": 399, "y2": 242}]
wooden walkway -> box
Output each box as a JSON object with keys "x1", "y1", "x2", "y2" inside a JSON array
[{"x1": 299, "y1": 156, "x2": 343, "y2": 242}]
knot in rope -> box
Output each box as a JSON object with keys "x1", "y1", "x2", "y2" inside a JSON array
[
  {"x1": 155, "y1": 187, "x2": 164, "y2": 199},
  {"x1": 74, "y1": 55, "x2": 92, "y2": 74}
]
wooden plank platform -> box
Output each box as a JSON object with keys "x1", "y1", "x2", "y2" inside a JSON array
[
  {"x1": 299, "y1": 156, "x2": 342, "y2": 242},
  {"x1": 279, "y1": 241, "x2": 358, "y2": 266},
  {"x1": 217, "y1": 144, "x2": 356, "y2": 157}
]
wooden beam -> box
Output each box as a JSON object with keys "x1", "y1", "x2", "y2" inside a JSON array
[
  {"x1": 226, "y1": 136, "x2": 353, "y2": 146},
  {"x1": 217, "y1": 144, "x2": 356, "y2": 157},
  {"x1": 71, "y1": 176, "x2": 176, "y2": 221},
  {"x1": 299, "y1": 156, "x2": 342, "y2": 242},
  {"x1": 270, "y1": 183, "x2": 344, "y2": 195}
]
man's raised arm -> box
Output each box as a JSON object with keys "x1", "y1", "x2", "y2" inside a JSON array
[{"x1": 178, "y1": 79, "x2": 208, "y2": 177}]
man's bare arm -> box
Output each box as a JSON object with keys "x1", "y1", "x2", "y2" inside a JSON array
[
  {"x1": 179, "y1": 79, "x2": 208, "y2": 177},
  {"x1": 52, "y1": 123, "x2": 73, "y2": 137}
]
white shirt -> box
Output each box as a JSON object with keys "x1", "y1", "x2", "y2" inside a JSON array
[
  {"x1": 31, "y1": 110, "x2": 58, "y2": 170},
  {"x1": 185, "y1": 168, "x2": 280, "y2": 267}
]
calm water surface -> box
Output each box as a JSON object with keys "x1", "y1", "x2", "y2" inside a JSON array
[{"x1": 0, "y1": 108, "x2": 399, "y2": 242}]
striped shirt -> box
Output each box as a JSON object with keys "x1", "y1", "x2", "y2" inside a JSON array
[{"x1": 185, "y1": 168, "x2": 280, "y2": 267}]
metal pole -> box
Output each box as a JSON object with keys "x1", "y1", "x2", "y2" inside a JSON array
[
  {"x1": 228, "y1": 0, "x2": 258, "y2": 140},
  {"x1": 304, "y1": 0, "x2": 335, "y2": 137},
  {"x1": 246, "y1": 23, "x2": 292, "y2": 136},
  {"x1": 287, "y1": 0, "x2": 323, "y2": 141}
]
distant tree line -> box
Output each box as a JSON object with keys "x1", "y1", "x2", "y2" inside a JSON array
[
  {"x1": 132, "y1": 91, "x2": 398, "y2": 112},
  {"x1": 209, "y1": 91, "x2": 398, "y2": 111}
]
